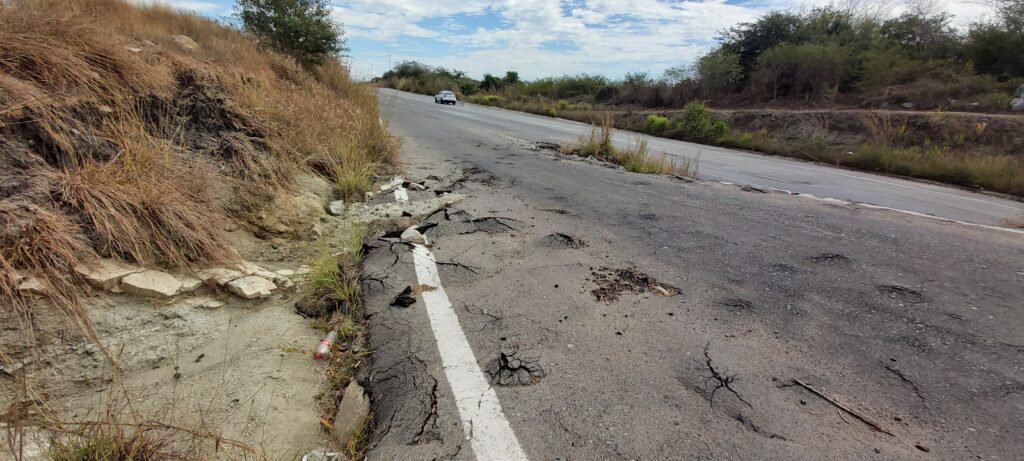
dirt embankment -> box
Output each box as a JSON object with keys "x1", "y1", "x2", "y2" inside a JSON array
[
  {"x1": 1, "y1": 1, "x2": 395, "y2": 459},
  {"x1": 597, "y1": 108, "x2": 1024, "y2": 156},
  {"x1": 721, "y1": 109, "x2": 1024, "y2": 156}
]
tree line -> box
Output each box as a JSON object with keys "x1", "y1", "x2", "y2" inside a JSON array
[{"x1": 380, "y1": 1, "x2": 1024, "y2": 112}]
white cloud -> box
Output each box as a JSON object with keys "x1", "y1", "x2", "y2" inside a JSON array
[{"x1": 337, "y1": 0, "x2": 997, "y2": 80}]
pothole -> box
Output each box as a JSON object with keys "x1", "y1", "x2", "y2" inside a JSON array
[
  {"x1": 809, "y1": 252, "x2": 851, "y2": 264},
  {"x1": 877, "y1": 285, "x2": 929, "y2": 304},
  {"x1": 718, "y1": 298, "x2": 754, "y2": 310},
  {"x1": 459, "y1": 217, "x2": 522, "y2": 234},
  {"x1": 588, "y1": 267, "x2": 679, "y2": 302},
  {"x1": 486, "y1": 347, "x2": 546, "y2": 386},
  {"x1": 541, "y1": 233, "x2": 588, "y2": 249}
]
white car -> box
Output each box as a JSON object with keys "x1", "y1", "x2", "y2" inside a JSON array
[{"x1": 434, "y1": 90, "x2": 457, "y2": 105}]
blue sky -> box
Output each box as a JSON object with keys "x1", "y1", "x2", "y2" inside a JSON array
[{"x1": 141, "y1": 0, "x2": 994, "y2": 81}]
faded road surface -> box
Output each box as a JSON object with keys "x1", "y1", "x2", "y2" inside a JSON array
[
  {"x1": 378, "y1": 88, "x2": 1023, "y2": 226},
  {"x1": 362, "y1": 89, "x2": 1024, "y2": 460}
]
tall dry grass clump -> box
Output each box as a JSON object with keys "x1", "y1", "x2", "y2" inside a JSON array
[{"x1": 569, "y1": 113, "x2": 700, "y2": 178}]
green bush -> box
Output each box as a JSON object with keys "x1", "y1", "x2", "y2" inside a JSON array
[
  {"x1": 469, "y1": 94, "x2": 504, "y2": 105},
  {"x1": 695, "y1": 49, "x2": 742, "y2": 93},
  {"x1": 753, "y1": 43, "x2": 853, "y2": 100},
  {"x1": 672, "y1": 102, "x2": 728, "y2": 141},
  {"x1": 857, "y1": 48, "x2": 924, "y2": 90},
  {"x1": 645, "y1": 114, "x2": 669, "y2": 133}
]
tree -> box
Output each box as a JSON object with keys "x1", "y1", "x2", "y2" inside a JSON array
[
  {"x1": 964, "y1": 25, "x2": 1024, "y2": 77},
  {"x1": 623, "y1": 72, "x2": 652, "y2": 89},
  {"x1": 720, "y1": 11, "x2": 805, "y2": 77},
  {"x1": 236, "y1": 0, "x2": 346, "y2": 67},
  {"x1": 481, "y1": 73, "x2": 504, "y2": 91},
  {"x1": 964, "y1": 0, "x2": 1024, "y2": 77},
  {"x1": 753, "y1": 43, "x2": 853, "y2": 100},
  {"x1": 880, "y1": 11, "x2": 961, "y2": 61},
  {"x1": 503, "y1": 71, "x2": 520, "y2": 86},
  {"x1": 694, "y1": 49, "x2": 742, "y2": 94},
  {"x1": 661, "y1": 65, "x2": 693, "y2": 85}
]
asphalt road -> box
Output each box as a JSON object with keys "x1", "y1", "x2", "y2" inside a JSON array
[
  {"x1": 363, "y1": 89, "x2": 1024, "y2": 460},
  {"x1": 378, "y1": 88, "x2": 1023, "y2": 226}
]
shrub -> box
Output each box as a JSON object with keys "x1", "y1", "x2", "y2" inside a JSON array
[
  {"x1": 469, "y1": 94, "x2": 504, "y2": 105},
  {"x1": 237, "y1": 0, "x2": 346, "y2": 67},
  {"x1": 753, "y1": 43, "x2": 853, "y2": 100},
  {"x1": 695, "y1": 49, "x2": 742, "y2": 94},
  {"x1": 645, "y1": 114, "x2": 669, "y2": 133},
  {"x1": 963, "y1": 24, "x2": 1024, "y2": 78},
  {"x1": 672, "y1": 102, "x2": 729, "y2": 141},
  {"x1": 857, "y1": 48, "x2": 924, "y2": 90}
]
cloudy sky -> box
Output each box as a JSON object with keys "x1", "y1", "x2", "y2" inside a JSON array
[{"x1": 151, "y1": 0, "x2": 994, "y2": 80}]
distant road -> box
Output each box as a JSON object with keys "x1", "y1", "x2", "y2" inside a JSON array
[{"x1": 378, "y1": 88, "x2": 1023, "y2": 226}]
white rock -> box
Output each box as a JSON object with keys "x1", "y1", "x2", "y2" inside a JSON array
[
  {"x1": 328, "y1": 200, "x2": 345, "y2": 216},
  {"x1": 173, "y1": 35, "x2": 198, "y2": 51},
  {"x1": 400, "y1": 227, "x2": 428, "y2": 245},
  {"x1": 1011, "y1": 97, "x2": 1024, "y2": 112},
  {"x1": 125, "y1": 46, "x2": 143, "y2": 53},
  {"x1": 237, "y1": 261, "x2": 265, "y2": 276},
  {"x1": 274, "y1": 269, "x2": 295, "y2": 277},
  {"x1": 202, "y1": 299, "x2": 226, "y2": 309},
  {"x1": 408, "y1": 182, "x2": 427, "y2": 191},
  {"x1": 121, "y1": 270, "x2": 182, "y2": 298},
  {"x1": 195, "y1": 268, "x2": 243, "y2": 286},
  {"x1": 177, "y1": 276, "x2": 203, "y2": 294},
  {"x1": 74, "y1": 259, "x2": 141, "y2": 290},
  {"x1": 379, "y1": 177, "x2": 404, "y2": 192},
  {"x1": 277, "y1": 278, "x2": 295, "y2": 289},
  {"x1": 332, "y1": 381, "x2": 370, "y2": 450},
  {"x1": 18, "y1": 277, "x2": 46, "y2": 295},
  {"x1": 226, "y1": 276, "x2": 277, "y2": 299},
  {"x1": 301, "y1": 448, "x2": 339, "y2": 461}
]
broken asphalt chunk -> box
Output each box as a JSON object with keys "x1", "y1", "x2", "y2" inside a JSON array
[{"x1": 391, "y1": 286, "x2": 416, "y2": 307}]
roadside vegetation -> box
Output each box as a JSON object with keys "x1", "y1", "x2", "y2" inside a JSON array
[
  {"x1": 300, "y1": 223, "x2": 372, "y2": 456},
  {"x1": 1, "y1": 0, "x2": 395, "y2": 318},
  {"x1": 1, "y1": 0, "x2": 394, "y2": 458},
  {"x1": 563, "y1": 114, "x2": 700, "y2": 178},
  {"x1": 378, "y1": 1, "x2": 1024, "y2": 197}
]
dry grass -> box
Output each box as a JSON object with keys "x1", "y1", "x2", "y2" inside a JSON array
[
  {"x1": 568, "y1": 114, "x2": 700, "y2": 178},
  {"x1": 861, "y1": 112, "x2": 909, "y2": 148},
  {"x1": 31, "y1": 361, "x2": 273, "y2": 461},
  {"x1": 0, "y1": 203, "x2": 95, "y2": 347},
  {"x1": 0, "y1": 0, "x2": 396, "y2": 316}
]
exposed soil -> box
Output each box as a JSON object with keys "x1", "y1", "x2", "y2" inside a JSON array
[{"x1": 588, "y1": 267, "x2": 680, "y2": 302}]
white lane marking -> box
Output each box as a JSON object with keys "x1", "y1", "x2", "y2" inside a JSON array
[
  {"x1": 394, "y1": 186, "x2": 409, "y2": 203},
  {"x1": 395, "y1": 89, "x2": 1017, "y2": 213},
  {"x1": 410, "y1": 244, "x2": 529, "y2": 461}
]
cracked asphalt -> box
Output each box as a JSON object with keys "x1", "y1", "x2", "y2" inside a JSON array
[{"x1": 361, "y1": 92, "x2": 1024, "y2": 460}]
